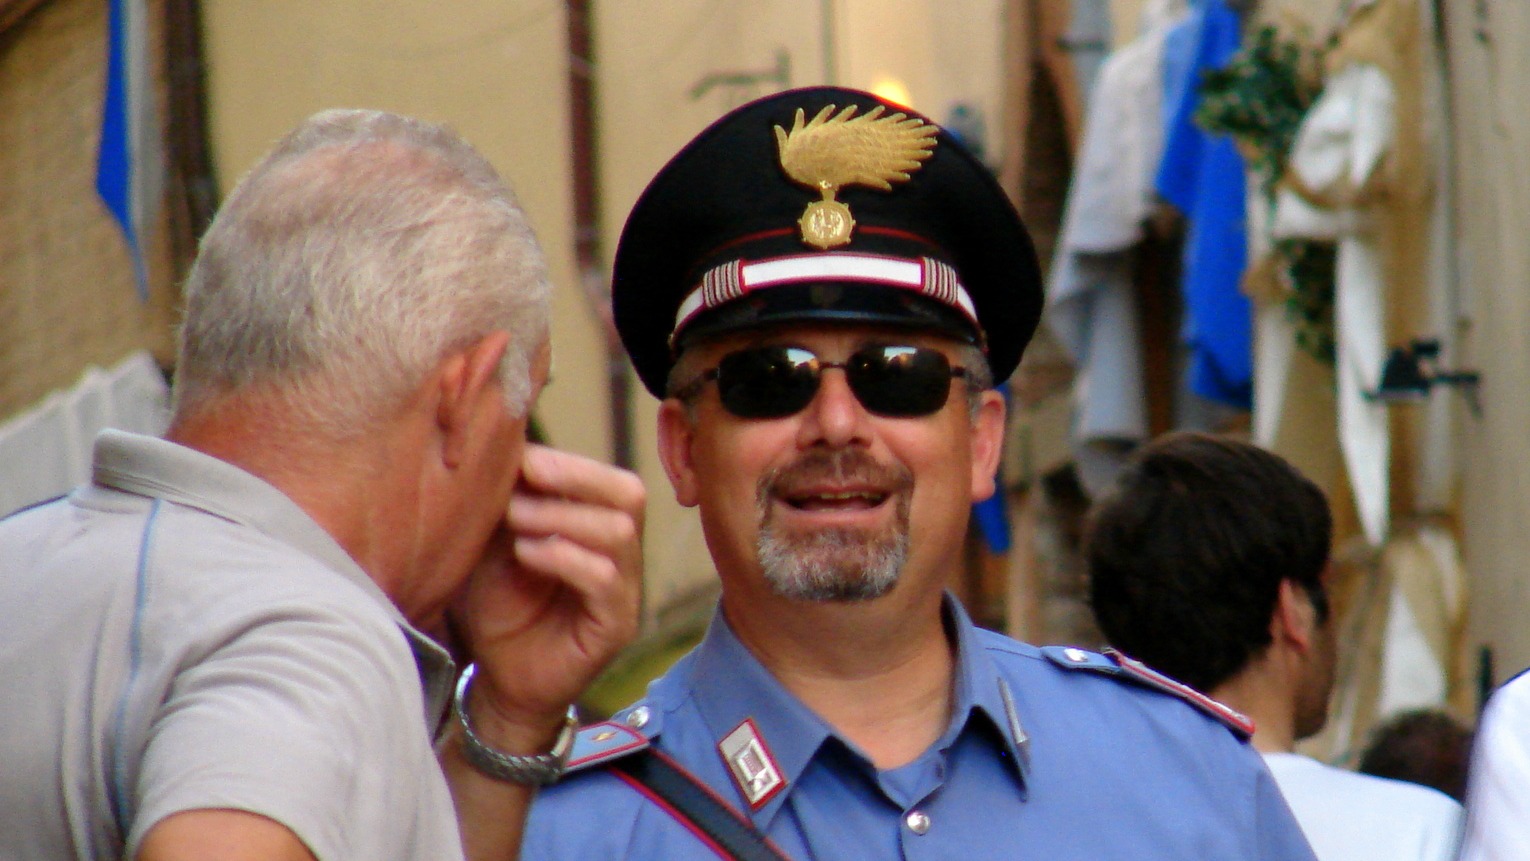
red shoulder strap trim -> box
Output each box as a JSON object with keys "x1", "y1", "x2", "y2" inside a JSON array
[{"x1": 1106, "y1": 649, "x2": 1256, "y2": 738}]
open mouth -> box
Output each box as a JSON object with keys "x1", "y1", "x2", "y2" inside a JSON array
[
  {"x1": 782, "y1": 489, "x2": 890, "y2": 511},
  {"x1": 758, "y1": 448, "x2": 913, "y2": 525}
]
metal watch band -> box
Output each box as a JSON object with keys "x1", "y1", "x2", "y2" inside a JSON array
[{"x1": 454, "y1": 664, "x2": 577, "y2": 785}]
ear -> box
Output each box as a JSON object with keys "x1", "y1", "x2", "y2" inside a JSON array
[
  {"x1": 436, "y1": 331, "x2": 511, "y2": 469},
  {"x1": 657, "y1": 398, "x2": 701, "y2": 507},
  {"x1": 1273, "y1": 579, "x2": 1318, "y2": 654},
  {"x1": 968, "y1": 389, "x2": 1007, "y2": 502}
]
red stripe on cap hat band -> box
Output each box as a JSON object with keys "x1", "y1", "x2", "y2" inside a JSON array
[
  {"x1": 673, "y1": 253, "x2": 977, "y2": 336},
  {"x1": 691, "y1": 225, "x2": 939, "y2": 271},
  {"x1": 693, "y1": 228, "x2": 797, "y2": 267},
  {"x1": 855, "y1": 225, "x2": 941, "y2": 247}
]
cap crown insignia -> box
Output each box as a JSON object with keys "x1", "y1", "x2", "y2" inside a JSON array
[{"x1": 774, "y1": 104, "x2": 937, "y2": 249}]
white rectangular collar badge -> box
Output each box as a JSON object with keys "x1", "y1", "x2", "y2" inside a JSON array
[{"x1": 718, "y1": 718, "x2": 785, "y2": 809}]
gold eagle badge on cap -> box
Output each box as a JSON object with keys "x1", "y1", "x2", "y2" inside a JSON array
[{"x1": 775, "y1": 104, "x2": 937, "y2": 250}]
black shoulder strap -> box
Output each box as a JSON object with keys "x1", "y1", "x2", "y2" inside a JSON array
[{"x1": 610, "y1": 748, "x2": 793, "y2": 861}]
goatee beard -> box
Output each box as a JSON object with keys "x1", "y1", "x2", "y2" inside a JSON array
[{"x1": 755, "y1": 449, "x2": 912, "y2": 602}]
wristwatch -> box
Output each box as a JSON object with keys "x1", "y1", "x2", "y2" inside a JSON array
[{"x1": 453, "y1": 664, "x2": 578, "y2": 785}]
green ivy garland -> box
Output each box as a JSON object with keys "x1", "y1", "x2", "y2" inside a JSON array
[{"x1": 1195, "y1": 26, "x2": 1337, "y2": 365}]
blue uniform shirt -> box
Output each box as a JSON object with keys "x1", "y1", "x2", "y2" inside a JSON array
[{"x1": 525, "y1": 599, "x2": 1316, "y2": 860}]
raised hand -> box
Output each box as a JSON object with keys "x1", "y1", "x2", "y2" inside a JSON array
[{"x1": 450, "y1": 444, "x2": 645, "y2": 750}]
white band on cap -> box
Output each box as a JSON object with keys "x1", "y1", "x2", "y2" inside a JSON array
[{"x1": 673, "y1": 253, "x2": 977, "y2": 336}]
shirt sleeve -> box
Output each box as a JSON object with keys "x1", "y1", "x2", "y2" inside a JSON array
[
  {"x1": 126, "y1": 596, "x2": 432, "y2": 861},
  {"x1": 1459, "y1": 675, "x2": 1530, "y2": 861}
]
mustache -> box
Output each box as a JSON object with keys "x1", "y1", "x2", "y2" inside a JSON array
[{"x1": 756, "y1": 449, "x2": 913, "y2": 502}]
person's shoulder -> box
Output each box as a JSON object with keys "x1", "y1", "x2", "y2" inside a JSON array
[
  {"x1": 1351, "y1": 769, "x2": 1464, "y2": 818},
  {"x1": 1477, "y1": 669, "x2": 1530, "y2": 747},
  {"x1": 143, "y1": 497, "x2": 396, "y2": 621},
  {"x1": 979, "y1": 632, "x2": 1254, "y2": 739},
  {"x1": 551, "y1": 669, "x2": 684, "y2": 782},
  {"x1": 539, "y1": 659, "x2": 714, "y2": 807},
  {"x1": 563, "y1": 716, "x2": 656, "y2": 776},
  {"x1": 1489, "y1": 667, "x2": 1530, "y2": 707},
  {"x1": 525, "y1": 716, "x2": 660, "y2": 857},
  {"x1": 1269, "y1": 753, "x2": 1463, "y2": 815}
]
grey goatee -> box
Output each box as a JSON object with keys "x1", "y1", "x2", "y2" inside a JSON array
[{"x1": 755, "y1": 449, "x2": 913, "y2": 602}]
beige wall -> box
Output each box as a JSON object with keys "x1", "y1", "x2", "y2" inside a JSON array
[
  {"x1": 201, "y1": 0, "x2": 1011, "y2": 628},
  {"x1": 0, "y1": 0, "x2": 181, "y2": 420},
  {"x1": 1443, "y1": 1, "x2": 1530, "y2": 680},
  {"x1": 202, "y1": 1, "x2": 608, "y2": 465}
]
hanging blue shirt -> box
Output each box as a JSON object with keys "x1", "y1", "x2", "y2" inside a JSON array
[
  {"x1": 523, "y1": 598, "x2": 1316, "y2": 860},
  {"x1": 1155, "y1": 0, "x2": 1253, "y2": 409}
]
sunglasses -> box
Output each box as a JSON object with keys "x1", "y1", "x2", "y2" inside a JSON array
[{"x1": 676, "y1": 345, "x2": 970, "y2": 419}]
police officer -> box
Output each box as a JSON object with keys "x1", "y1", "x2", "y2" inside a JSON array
[{"x1": 521, "y1": 86, "x2": 1317, "y2": 860}]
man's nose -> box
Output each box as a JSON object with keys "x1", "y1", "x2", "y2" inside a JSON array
[{"x1": 795, "y1": 367, "x2": 872, "y2": 448}]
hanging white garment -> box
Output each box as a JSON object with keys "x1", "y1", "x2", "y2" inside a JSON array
[
  {"x1": 1137, "y1": 0, "x2": 1190, "y2": 37},
  {"x1": 0, "y1": 351, "x2": 170, "y2": 516},
  {"x1": 1376, "y1": 525, "x2": 1462, "y2": 715},
  {"x1": 1047, "y1": 22, "x2": 1179, "y2": 492},
  {"x1": 1274, "y1": 62, "x2": 1397, "y2": 547},
  {"x1": 1055, "y1": 25, "x2": 1172, "y2": 254}
]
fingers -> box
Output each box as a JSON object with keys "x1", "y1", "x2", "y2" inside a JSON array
[
  {"x1": 516, "y1": 444, "x2": 646, "y2": 527},
  {"x1": 508, "y1": 444, "x2": 644, "y2": 587},
  {"x1": 502, "y1": 444, "x2": 645, "y2": 637},
  {"x1": 508, "y1": 493, "x2": 639, "y2": 559},
  {"x1": 507, "y1": 495, "x2": 641, "y2": 622},
  {"x1": 509, "y1": 534, "x2": 638, "y2": 636}
]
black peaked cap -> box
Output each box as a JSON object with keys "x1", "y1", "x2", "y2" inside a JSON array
[{"x1": 612, "y1": 86, "x2": 1044, "y2": 397}]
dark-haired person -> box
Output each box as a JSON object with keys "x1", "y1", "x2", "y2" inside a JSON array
[
  {"x1": 1359, "y1": 708, "x2": 1472, "y2": 802},
  {"x1": 1087, "y1": 432, "x2": 1463, "y2": 861},
  {"x1": 519, "y1": 87, "x2": 1317, "y2": 860},
  {"x1": 0, "y1": 110, "x2": 643, "y2": 861}
]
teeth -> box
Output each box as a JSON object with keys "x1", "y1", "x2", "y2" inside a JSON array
[{"x1": 787, "y1": 490, "x2": 886, "y2": 510}]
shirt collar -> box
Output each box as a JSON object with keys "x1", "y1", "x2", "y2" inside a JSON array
[
  {"x1": 681, "y1": 593, "x2": 1029, "y2": 825},
  {"x1": 942, "y1": 596, "x2": 1031, "y2": 784},
  {"x1": 686, "y1": 608, "x2": 837, "y2": 824},
  {"x1": 89, "y1": 429, "x2": 457, "y2": 728}
]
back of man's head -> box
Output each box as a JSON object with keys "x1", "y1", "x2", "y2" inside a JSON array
[
  {"x1": 1084, "y1": 432, "x2": 1332, "y2": 693},
  {"x1": 1358, "y1": 708, "x2": 1473, "y2": 801},
  {"x1": 173, "y1": 109, "x2": 551, "y2": 437}
]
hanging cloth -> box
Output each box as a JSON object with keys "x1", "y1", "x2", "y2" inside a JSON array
[
  {"x1": 1273, "y1": 0, "x2": 1434, "y2": 547},
  {"x1": 1047, "y1": 21, "x2": 1183, "y2": 467},
  {"x1": 1155, "y1": 0, "x2": 1254, "y2": 410}
]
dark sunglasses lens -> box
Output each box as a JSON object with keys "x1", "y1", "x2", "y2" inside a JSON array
[
  {"x1": 715, "y1": 347, "x2": 820, "y2": 418},
  {"x1": 848, "y1": 346, "x2": 954, "y2": 417}
]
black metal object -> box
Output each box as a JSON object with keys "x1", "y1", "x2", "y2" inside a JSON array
[{"x1": 1367, "y1": 338, "x2": 1482, "y2": 414}]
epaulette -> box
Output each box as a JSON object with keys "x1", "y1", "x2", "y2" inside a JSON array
[
  {"x1": 562, "y1": 721, "x2": 652, "y2": 776},
  {"x1": 1041, "y1": 645, "x2": 1255, "y2": 738}
]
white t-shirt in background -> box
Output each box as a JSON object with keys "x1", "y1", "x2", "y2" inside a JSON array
[{"x1": 1263, "y1": 752, "x2": 1463, "y2": 861}]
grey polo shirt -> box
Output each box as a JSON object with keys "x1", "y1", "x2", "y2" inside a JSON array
[{"x1": 0, "y1": 430, "x2": 463, "y2": 861}]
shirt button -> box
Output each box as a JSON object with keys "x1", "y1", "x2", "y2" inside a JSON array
[
  {"x1": 625, "y1": 706, "x2": 651, "y2": 729},
  {"x1": 905, "y1": 811, "x2": 931, "y2": 835},
  {"x1": 1063, "y1": 647, "x2": 1090, "y2": 663}
]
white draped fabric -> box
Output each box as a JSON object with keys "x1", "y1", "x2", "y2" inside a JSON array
[{"x1": 0, "y1": 351, "x2": 169, "y2": 516}]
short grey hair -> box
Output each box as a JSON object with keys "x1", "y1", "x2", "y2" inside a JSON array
[
  {"x1": 172, "y1": 109, "x2": 551, "y2": 435},
  {"x1": 665, "y1": 338, "x2": 994, "y2": 420}
]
